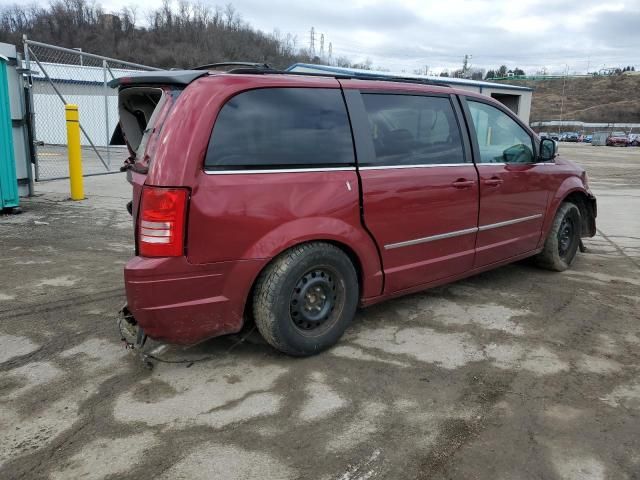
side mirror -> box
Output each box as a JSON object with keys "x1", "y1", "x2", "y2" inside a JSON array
[
  {"x1": 503, "y1": 143, "x2": 532, "y2": 163},
  {"x1": 539, "y1": 138, "x2": 557, "y2": 161}
]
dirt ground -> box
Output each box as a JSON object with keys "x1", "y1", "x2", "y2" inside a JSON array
[{"x1": 1, "y1": 143, "x2": 639, "y2": 480}]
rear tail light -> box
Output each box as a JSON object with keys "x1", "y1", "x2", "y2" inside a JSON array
[{"x1": 139, "y1": 186, "x2": 189, "y2": 257}]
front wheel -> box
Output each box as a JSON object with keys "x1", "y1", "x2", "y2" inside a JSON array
[
  {"x1": 535, "y1": 202, "x2": 582, "y2": 271},
  {"x1": 252, "y1": 242, "x2": 359, "y2": 356}
]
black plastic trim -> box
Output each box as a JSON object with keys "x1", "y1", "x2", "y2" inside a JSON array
[
  {"x1": 193, "y1": 62, "x2": 271, "y2": 71},
  {"x1": 108, "y1": 70, "x2": 208, "y2": 88}
]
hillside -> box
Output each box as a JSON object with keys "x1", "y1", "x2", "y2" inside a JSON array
[
  {"x1": 0, "y1": 1, "x2": 346, "y2": 70},
  {"x1": 497, "y1": 75, "x2": 640, "y2": 124}
]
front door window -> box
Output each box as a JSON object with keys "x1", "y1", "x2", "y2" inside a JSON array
[{"x1": 468, "y1": 101, "x2": 534, "y2": 164}]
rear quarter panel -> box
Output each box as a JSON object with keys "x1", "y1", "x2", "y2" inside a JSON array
[
  {"x1": 146, "y1": 74, "x2": 384, "y2": 299},
  {"x1": 187, "y1": 170, "x2": 383, "y2": 298}
]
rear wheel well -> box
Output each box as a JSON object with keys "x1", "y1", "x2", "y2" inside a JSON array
[
  {"x1": 243, "y1": 240, "x2": 363, "y2": 324},
  {"x1": 561, "y1": 191, "x2": 594, "y2": 237}
]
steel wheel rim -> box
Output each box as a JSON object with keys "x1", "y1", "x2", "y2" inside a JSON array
[
  {"x1": 558, "y1": 216, "x2": 575, "y2": 257},
  {"x1": 289, "y1": 268, "x2": 340, "y2": 332}
]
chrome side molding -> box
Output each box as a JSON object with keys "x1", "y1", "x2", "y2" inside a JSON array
[
  {"x1": 385, "y1": 226, "x2": 478, "y2": 250},
  {"x1": 478, "y1": 214, "x2": 543, "y2": 232},
  {"x1": 384, "y1": 214, "x2": 543, "y2": 250}
]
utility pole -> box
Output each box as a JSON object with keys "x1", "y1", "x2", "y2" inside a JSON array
[
  {"x1": 309, "y1": 27, "x2": 316, "y2": 57},
  {"x1": 320, "y1": 34, "x2": 325, "y2": 59},
  {"x1": 328, "y1": 42, "x2": 332, "y2": 64},
  {"x1": 559, "y1": 63, "x2": 568, "y2": 134},
  {"x1": 462, "y1": 54, "x2": 472, "y2": 77}
]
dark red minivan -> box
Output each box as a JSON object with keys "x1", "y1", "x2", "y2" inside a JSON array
[{"x1": 112, "y1": 66, "x2": 596, "y2": 356}]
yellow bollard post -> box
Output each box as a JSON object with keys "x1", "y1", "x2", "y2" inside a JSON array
[{"x1": 65, "y1": 104, "x2": 84, "y2": 200}]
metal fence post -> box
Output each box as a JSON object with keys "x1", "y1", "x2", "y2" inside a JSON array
[
  {"x1": 103, "y1": 59, "x2": 111, "y2": 169},
  {"x1": 22, "y1": 34, "x2": 39, "y2": 182}
]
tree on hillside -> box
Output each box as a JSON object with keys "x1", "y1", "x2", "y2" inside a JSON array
[
  {"x1": 497, "y1": 65, "x2": 508, "y2": 77},
  {"x1": 485, "y1": 70, "x2": 495, "y2": 79},
  {"x1": 0, "y1": 0, "x2": 360, "y2": 70}
]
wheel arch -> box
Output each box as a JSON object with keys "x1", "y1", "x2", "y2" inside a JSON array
[
  {"x1": 561, "y1": 190, "x2": 597, "y2": 237},
  {"x1": 541, "y1": 181, "x2": 596, "y2": 248},
  {"x1": 242, "y1": 238, "x2": 374, "y2": 325}
]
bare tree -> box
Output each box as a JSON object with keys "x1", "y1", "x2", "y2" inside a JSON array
[{"x1": 0, "y1": 0, "x2": 369, "y2": 70}]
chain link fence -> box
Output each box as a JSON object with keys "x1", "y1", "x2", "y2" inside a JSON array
[{"x1": 23, "y1": 37, "x2": 160, "y2": 180}]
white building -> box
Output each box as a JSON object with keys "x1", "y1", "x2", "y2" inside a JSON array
[{"x1": 29, "y1": 62, "x2": 143, "y2": 147}]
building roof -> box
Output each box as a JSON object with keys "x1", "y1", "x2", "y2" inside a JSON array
[
  {"x1": 26, "y1": 61, "x2": 148, "y2": 86},
  {"x1": 287, "y1": 63, "x2": 533, "y2": 92}
]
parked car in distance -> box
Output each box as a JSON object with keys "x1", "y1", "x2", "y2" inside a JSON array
[
  {"x1": 111, "y1": 67, "x2": 597, "y2": 356},
  {"x1": 607, "y1": 131, "x2": 630, "y2": 146},
  {"x1": 564, "y1": 132, "x2": 581, "y2": 142},
  {"x1": 583, "y1": 135, "x2": 593, "y2": 143},
  {"x1": 628, "y1": 134, "x2": 640, "y2": 146}
]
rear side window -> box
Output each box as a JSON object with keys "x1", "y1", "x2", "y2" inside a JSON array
[
  {"x1": 361, "y1": 94, "x2": 466, "y2": 166},
  {"x1": 205, "y1": 88, "x2": 354, "y2": 170}
]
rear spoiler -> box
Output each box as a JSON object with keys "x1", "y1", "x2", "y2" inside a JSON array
[{"x1": 108, "y1": 70, "x2": 208, "y2": 88}]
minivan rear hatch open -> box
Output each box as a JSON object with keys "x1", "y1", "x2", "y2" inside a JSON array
[
  {"x1": 109, "y1": 70, "x2": 208, "y2": 225},
  {"x1": 109, "y1": 70, "x2": 208, "y2": 174}
]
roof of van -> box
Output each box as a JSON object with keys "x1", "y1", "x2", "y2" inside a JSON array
[
  {"x1": 287, "y1": 63, "x2": 533, "y2": 92},
  {"x1": 107, "y1": 63, "x2": 533, "y2": 93}
]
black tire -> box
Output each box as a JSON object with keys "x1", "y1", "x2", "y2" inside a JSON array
[
  {"x1": 252, "y1": 242, "x2": 358, "y2": 356},
  {"x1": 535, "y1": 202, "x2": 582, "y2": 272}
]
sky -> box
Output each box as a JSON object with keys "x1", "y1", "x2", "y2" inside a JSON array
[{"x1": 6, "y1": 0, "x2": 640, "y2": 74}]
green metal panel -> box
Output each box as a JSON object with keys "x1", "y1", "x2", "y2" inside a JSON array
[{"x1": 0, "y1": 55, "x2": 19, "y2": 208}]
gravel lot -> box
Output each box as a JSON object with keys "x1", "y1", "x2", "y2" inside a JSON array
[{"x1": 1, "y1": 143, "x2": 639, "y2": 479}]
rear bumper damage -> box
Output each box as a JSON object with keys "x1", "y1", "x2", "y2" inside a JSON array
[
  {"x1": 118, "y1": 304, "x2": 147, "y2": 349},
  {"x1": 122, "y1": 256, "x2": 264, "y2": 345}
]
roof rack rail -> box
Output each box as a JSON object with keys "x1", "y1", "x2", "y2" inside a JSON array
[
  {"x1": 218, "y1": 67, "x2": 451, "y2": 88},
  {"x1": 193, "y1": 62, "x2": 273, "y2": 71},
  {"x1": 193, "y1": 62, "x2": 450, "y2": 88},
  {"x1": 348, "y1": 73, "x2": 452, "y2": 88}
]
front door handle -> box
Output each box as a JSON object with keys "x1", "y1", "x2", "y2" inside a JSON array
[
  {"x1": 452, "y1": 179, "x2": 475, "y2": 189},
  {"x1": 484, "y1": 177, "x2": 504, "y2": 187}
]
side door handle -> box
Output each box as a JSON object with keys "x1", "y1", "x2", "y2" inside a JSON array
[
  {"x1": 483, "y1": 177, "x2": 504, "y2": 187},
  {"x1": 451, "y1": 179, "x2": 475, "y2": 189}
]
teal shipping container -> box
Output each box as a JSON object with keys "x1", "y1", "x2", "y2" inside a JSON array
[{"x1": 0, "y1": 54, "x2": 19, "y2": 209}]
